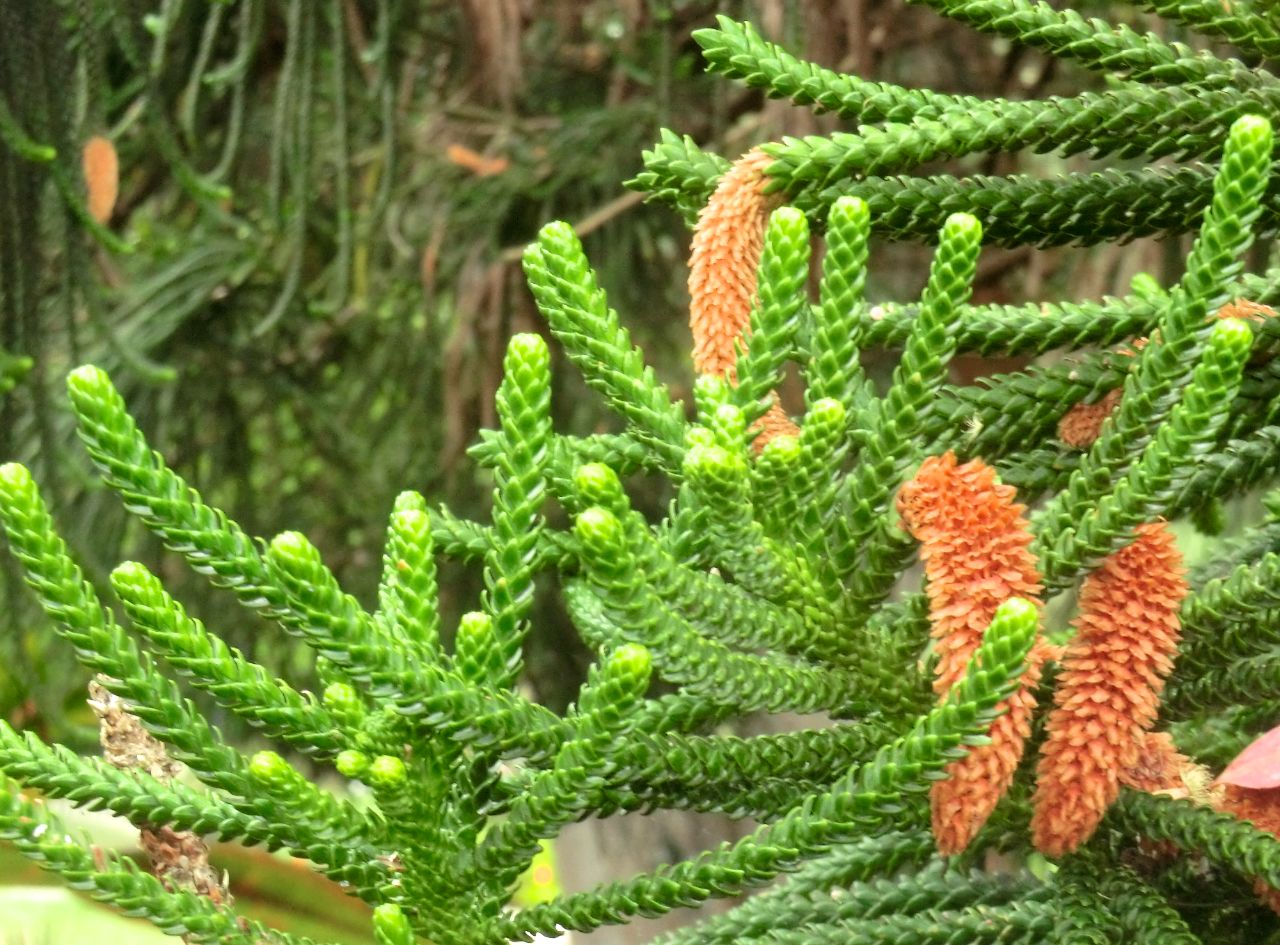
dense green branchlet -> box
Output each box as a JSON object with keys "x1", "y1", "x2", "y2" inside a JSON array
[{"x1": 732, "y1": 206, "x2": 810, "y2": 426}]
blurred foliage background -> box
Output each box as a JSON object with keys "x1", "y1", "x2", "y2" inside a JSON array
[{"x1": 0, "y1": 2, "x2": 1257, "y2": 937}]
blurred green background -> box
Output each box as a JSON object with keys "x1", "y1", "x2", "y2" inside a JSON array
[{"x1": 0, "y1": 1, "x2": 1247, "y2": 941}]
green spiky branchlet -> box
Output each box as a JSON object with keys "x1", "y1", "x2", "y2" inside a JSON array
[
  {"x1": 6, "y1": 7, "x2": 1280, "y2": 945},
  {"x1": 833, "y1": 212, "x2": 981, "y2": 633},
  {"x1": 732, "y1": 206, "x2": 810, "y2": 425},
  {"x1": 378, "y1": 491, "x2": 442, "y2": 660}
]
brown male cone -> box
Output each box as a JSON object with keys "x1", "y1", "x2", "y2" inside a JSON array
[
  {"x1": 1031, "y1": 521, "x2": 1188, "y2": 857},
  {"x1": 897, "y1": 451, "x2": 1050, "y2": 855},
  {"x1": 687, "y1": 147, "x2": 798, "y2": 445}
]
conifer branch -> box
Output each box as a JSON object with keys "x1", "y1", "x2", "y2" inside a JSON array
[
  {"x1": 858, "y1": 268, "x2": 1280, "y2": 356},
  {"x1": 808, "y1": 196, "x2": 872, "y2": 415},
  {"x1": 5, "y1": 8, "x2": 1280, "y2": 943},
  {"x1": 495, "y1": 597, "x2": 1038, "y2": 939},
  {"x1": 470, "y1": 644, "x2": 651, "y2": 885},
  {"x1": 109, "y1": 561, "x2": 340, "y2": 753},
  {"x1": 0, "y1": 783, "x2": 324, "y2": 945},
  {"x1": 1111, "y1": 791, "x2": 1280, "y2": 892},
  {"x1": 0, "y1": 723, "x2": 270, "y2": 844},
  {"x1": 905, "y1": 0, "x2": 1260, "y2": 86},
  {"x1": 693, "y1": 18, "x2": 977, "y2": 123},
  {"x1": 377, "y1": 491, "x2": 443, "y2": 659},
  {"x1": 481, "y1": 333, "x2": 552, "y2": 689},
  {"x1": 523, "y1": 223, "x2": 688, "y2": 473},
  {"x1": 1127, "y1": 0, "x2": 1280, "y2": 59},
  {"x1": 66, "y1": 366, "x2": 301, "y2": 620},
  {"x1": 834, "y1": 213, "x2": 981, "y2": 614},
  {"x1": 573, "y1": 462, "x2": 824, "y2": 657},
  {"x1": 767, "y1": 80, "x2": 1274, "y2": 187},
  {"x1": 654, "y1": 831, "x2": 938, "y2": 945}
]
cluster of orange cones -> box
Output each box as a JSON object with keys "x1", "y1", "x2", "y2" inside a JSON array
[
  {"x1": 899, "y1": 451, "x2": 1187, "y2": 858},
  {"x1": 690, "y1": 149, "x2": 1280, "y2": 902}
]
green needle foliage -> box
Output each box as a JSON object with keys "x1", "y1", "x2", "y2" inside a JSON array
[
  {"x1": 0, "y1": 1, "x2": 767, "y2": 737},
  {"x1": 8, "y1": 4, "x2": 1280, "y2": 945}
]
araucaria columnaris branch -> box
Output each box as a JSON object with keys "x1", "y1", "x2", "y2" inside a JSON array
[
  {"x1": 1057, "y1": 300, "x2": 1276, "y2": 448},
  {"x1": 687, "y1": 147, "x2": 797, "y2": 443},
  {"x1": 897, "y1": 451, "x2": 1048, "y2": 855},
  {"x1": 1031, "y1": 521, "x2": 1188, "y2": 857}
]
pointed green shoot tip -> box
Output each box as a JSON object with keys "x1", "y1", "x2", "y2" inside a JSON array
[
  {"x1": 67, "y1": 364, "x2": 110, "y2": 394},
  {"x1": 684, "y1": 443, "x2": 720, "y2": 468},
  {"x1": 995, "y1": 596, "x2": 1036, "y2": 620},
  {"x1": 323, "y1": 682, "x2": 361, "y2": 713},
  {"x1": 991, "y1": 597, "x2": 1038, "y2": 636},
  {"x1": 694, "y1": 373, "x2": 731, "y2": 404},
  {"x1": 768, "y1": 205, "x2": 808, "y2": 232},
  {"x1": 807, "y1": 397, "x2": 846, "y2": 423},
  {"x1": 574, "y1": 506, "x2": 623, "y2": 548},
  {"x1": 829, "y1": 195, "x2": 869, "y2": 226},
  {"x1": 537, "y1": 220, "x2": 578, "y2": 251},
  {"x1": 392, "y1": 491, "x2": 428, "y2": 514},
  {"x1": 691, "y1": 442, "x2": 730, "y2": 462},
  {"x1": 608, "y1": 642, "x2": 652, "y2": 682},
  {"x1": 458, "y1": 610, "x2": 494, "y2": 632},
  {"x1": 0, "y1": 462, "x2": 32, "y2": 490},
  {"x1": 574, "y1": 463, "x2": 623, "y2": 504},
  {"x1": 368, "y1": 755, "x2": 407, "y2": 788},
  {"x1": 507, "y1": 331, "x2": 549, "y2": 363},
  {"x1": 685, "y1": 427, "x2": 716, "y2": 450},
  {"x1": 110, "y1": 560, "x2": 149, "y2": 580},
  {"x1": 942, "y1": 212, "x2": 982, "y2": 241},
  {"x1": 392, "y1": 508, "x2": 430, "y2": 534},
  {"x1": 760, "y1": 433, "x2": 800, "y2": 464},
  {"x1": 685, "y1": 442, "x2": 747, "y2": 485},
  {"x1": 373, "y1": 903, "x2": 414, "y2": 945},
  {"x1": 685, "y1": 443, "x2": 745, "y2": 481},
  {"x1": 1209, "y1": 314, "x2": 1255, "y2": 354},
  {"x1": 109, "y1": 560, "x2": 152, "y2": 587},
  {"x1": 249, "y1": 750, "x2": 290, "y2": 784},
  {"x1": 521, "y1": 242, "x2": 544, "y2": 270},
  {"x1": 268, "y1": 530, "x2": 313, "y2": 559},
  {"x1": 1229, "y1": 113, "x2": 1272, "y2": 145},
  {"x1": 713, "y1": 403, "x2": 746, "y2": 434}
]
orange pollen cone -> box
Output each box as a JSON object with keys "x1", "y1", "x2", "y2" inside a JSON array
[
  {"x1": 897, "y1": 451, "x2": 1048, "y2": 855},
  {"x1": 82, "y1": 135, "x2": 119, "y2": 225},
  {"x1": 1031, "y1": 522, "x2": 1188, "y2": 857},
  {"x1": 687, "y1": 148, "x2": 798, "y2": 446}
]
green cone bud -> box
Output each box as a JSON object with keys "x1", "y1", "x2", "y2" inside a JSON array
[
  {"x1": 608, "y1": 642, "x2": 652, "y2": 683},
  {"x1": 249, "y1": 750, "x2": 290, "y2": 786},
  {"x1": 368, "y1": 755, "x2": 407, "y2": 788},
  {"x1": 573, "y1": 463, "x2": 624, "y2": 507},
  {"x1": 759, "y1": 434, "x2": 800, "y2": 466},
  {"x1": 335, "y1": 749, "x2": 370, "y2": 778}
]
